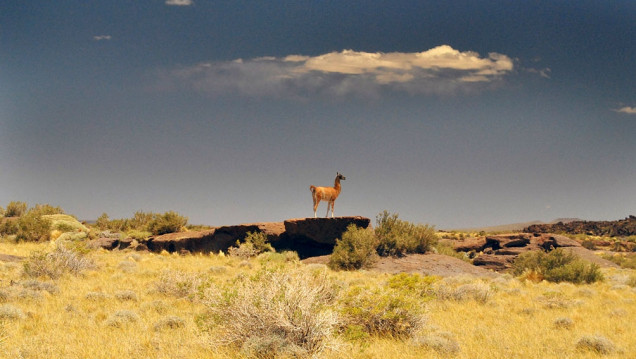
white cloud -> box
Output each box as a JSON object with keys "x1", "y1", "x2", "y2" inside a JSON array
[
  {"x1": 93, "y1": 35, "x2": 112, "y2": 41},
  {"x1": 613, "y1": 106, "x2": 636, "y2": 115},
  {"x1": 158, "y1": 45, "x2": 515, "y2": 98},
  {"x1": 166, "y1": 0, "x2": 193, "y2": 6}
]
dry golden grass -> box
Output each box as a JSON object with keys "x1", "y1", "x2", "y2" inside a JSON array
[{"x1": 0, "y1": 239, "x2": 635, "y2": 358}]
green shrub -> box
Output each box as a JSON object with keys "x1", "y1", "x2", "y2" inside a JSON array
[
  {"x1": 147, "y1": 211, "x2": 188, "y2": 235},
  {"x1": 375, "y1": 211, "x2": 437, "y2": 257},
  {"x1": 339, "y1": 283, "x2": 426, "y2": 337},
  {"x1": 228, "y1": 231, "x2": 274, "y2": 259},
  {"x1": 5, "y1": 201, "x2": 27, "y2": 217},
  {"x1": 0, "y1": 218, "x2": 18, "y2": 236},
  {"x1": 15, "y1": 212, "x2": 52, "y2": 242},
  {"x1": 126, "y1": 230, "x2": 152, "y2": 241},
  {"x1": 512, "y1": 249, "x2": 604, "y2": 284},
  {"x1": 95, "y1": 213, "x2": 110, "y2": 230},
  {"x1": 601, "y1": 252, "x2": 636, "y2": 269},
  {"x1": 329, "y1": 224, "x2": 378, "y2": 270},
  {"x1": 130, "y1": 211, "x2": 156, "y2": 231}
]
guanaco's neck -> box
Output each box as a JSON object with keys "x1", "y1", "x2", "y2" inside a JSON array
[{"x1": 334, "y1": 178, "x2": 341, "y2": 193}]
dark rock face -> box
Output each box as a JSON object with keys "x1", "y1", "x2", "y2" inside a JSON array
[
  {"x1": 99, "y1": 217, "x2": 371, "y2": 258},
  {"x1": 524, "y1": 215, "x2": 636, "y2": 236},
  {"x1": 275, "y1": 217, "x2": 372, "y2": 258},
  {"x1": 145, "y1": 222, "x2": 287, "y2": 254}
]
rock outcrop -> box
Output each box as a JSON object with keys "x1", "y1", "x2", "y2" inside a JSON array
[
  {"x1": 276, "y1": 217, "x2": 371, "y2": 258},
  {"x1": 91, "y1": 217, "x2": 370, "y2": 258},
  {"x1": 524, "y1": 215, "x2": 636, "y2": 236},
  {"x1": 451, "y1": 233, "x2": 618, "y2": 271}
]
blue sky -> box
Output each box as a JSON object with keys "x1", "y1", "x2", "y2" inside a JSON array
[{"x1": 1, "y1": 1, "x2": 634, "y2": 228}]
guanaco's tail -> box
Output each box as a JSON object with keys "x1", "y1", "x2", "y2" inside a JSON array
[{"x1": 309, "y1": 185, "x2": 316, "y2": 193}]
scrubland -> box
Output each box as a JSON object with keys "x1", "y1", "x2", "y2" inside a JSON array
[{"x1": 1, "y1": 239, "x2": 635, "y2": 359}]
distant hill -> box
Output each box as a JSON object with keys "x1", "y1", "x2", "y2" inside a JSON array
[
  {"x1": 524, "y1": 216, "x2": 636, "y2": 237},
  {"x1": 452, "y1": 218, "x2": 582, "y2": 233}
]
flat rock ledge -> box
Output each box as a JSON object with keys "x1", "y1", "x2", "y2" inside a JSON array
[{"x1": 90, "y1": 216, "x2": 371, "y2": 259}]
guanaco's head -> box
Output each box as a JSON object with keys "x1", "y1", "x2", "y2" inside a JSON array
[{"x1": 336, "y1": 172, "x2": 346, "y2": 181}]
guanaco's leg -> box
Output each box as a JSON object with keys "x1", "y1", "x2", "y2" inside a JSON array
[{"x1": 313, "y1": 194, "x2": 319, "y2": 218}]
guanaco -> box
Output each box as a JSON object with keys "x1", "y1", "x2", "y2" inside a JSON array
[{"x1": 309, "y1": 172, "x2": 346, "y2": 218}]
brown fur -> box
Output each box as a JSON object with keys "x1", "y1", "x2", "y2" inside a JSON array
[{"x1": 310, "y1": 172, "x2": 346, "y2": 218}]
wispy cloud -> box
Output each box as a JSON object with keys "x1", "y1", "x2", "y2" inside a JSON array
[
  {"x1": 93, "y1": 35, "x2": 112, "y2": 41},
  {"x1": 157, "y1": 45, "x2": 515, "y2": 98},
  {"x1": 613, "y1": 106, "x2": 636, "y2": 115},
  {"x1": 166, "y1": 0, "x2": 193, "y2": 6}
]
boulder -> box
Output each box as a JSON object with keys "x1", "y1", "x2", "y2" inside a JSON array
[
  {"x1": 473, "y1": 254, "x2": 516, "y2": 271},
  {"x1": 88, "y1": 237, "x2": 133, "y2": 250},
  {"x1": 485, "y1": 234, "x2": 532, "y2": 249},
  {"x1": 452, "y1": 236, "x2": 487, "y2": 252}
]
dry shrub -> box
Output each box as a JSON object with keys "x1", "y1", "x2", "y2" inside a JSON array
[
  {"x1": 203, "y1": 269, "x2": 339, "y2": 357},
  {"x1": 114, "y1": 290, "x2": 138, "y2": 301},
  {"x1": 575, "y1": 335, "x2": 616, "y2": 354},
  {"x1": 23, "y1": 243, "x2": 96, "y2": 279},
  {"x1": 0, "y1": 304, "x2": 25, "y2": 320},
  {"x1": 554, "y1": 317, "x2": 574, "y2": 329},
  {"x1": 105, "y1": 310, "x2": 139, "y2": 328},
  {"x1": 412, "y1": 331, "x2": 461, "y2": 354},
  {"x1": 19, "y1": 280, "x2": 59, "y2": 294},
  {"x1": 85, "y1": 292, "x2": 109, "y2": 301},
  {"x1": 153, "y1": 270, "x2": 205, "y2": 300},
  {"x1": 433, "y1": 281, "x2": 494, "y2": 304},
  {"x1": 153, "y1": 316, "x2": 185, "y2": 331}
]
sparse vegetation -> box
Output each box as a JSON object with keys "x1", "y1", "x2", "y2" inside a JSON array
[{"x1": 1, "y1": 204, "x2": 635, "y2": 358}]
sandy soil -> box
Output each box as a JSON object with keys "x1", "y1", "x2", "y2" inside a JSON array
[{"x1": 303, "y1": 253, "x2": 501, "y2": 278}]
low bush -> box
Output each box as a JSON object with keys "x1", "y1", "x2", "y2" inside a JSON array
[
  {"x1": 412, "y1": 331, "x2": 461, "y2": 354},
  {"x1": 338, "y1": 275, "x2": 429, "y2": 337},
  {"x1": 375, "y1": 211, "x2": 437, "y2": 257},
  {"x1": 23, "y1": 244, "x2": 96, "y2": 279},
  {"x1": 203, "y1": 269, "x2": 339, "y2": 357},
  {"x1": 512, "y1": 249, "x2": 603, "y2": 284},
  {"x1": 153, "y1": 270, "x2": 205, "y2": 300},
  {"x1": 153, "y1": 316, "x2": 185, "y2": 331},
  {"x1": 329, "y1": 224, "x2": 378, "y2": 270},
  {"x1": 602, "y1": 252, "x2": 636, "y2": 269},
  {"x1": 575, "y1": 335, "x2": 616, "y2": 354},
  {"x1": 15, "y1": 212, "x2": 52, "y2": 242},
  {"x1": 228, "y1": 231, "x2": 274, "y2": 259}
]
